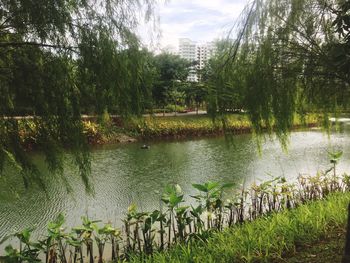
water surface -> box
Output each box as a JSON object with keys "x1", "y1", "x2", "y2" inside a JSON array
[{"x1": 1, "y1": 126, "x2": 350, "y2": 241}]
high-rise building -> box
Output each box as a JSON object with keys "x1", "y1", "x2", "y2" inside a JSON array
[
  {"x1": 196, "y1": 42, "x2": 216, "y2": 71},
  {"x1": 178, "y1": 38, "x2": 198, "y2": 82},
  {"x1": 178, "y1": 38, "x2": 216, "y2": 82},
  {"x1": 178, "y1": 38, "x2": 197, "y2": 62}
]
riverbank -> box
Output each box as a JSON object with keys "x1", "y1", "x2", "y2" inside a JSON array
[
  {"x1": 125, "y1": 114, "x2": 320, "y2": 139},
  {"x1": 83, "y1": 113, "x2": 321, "y2": 145},
  {"x1": 15, "y1": 113, "x2": 321, "y2": 149}
]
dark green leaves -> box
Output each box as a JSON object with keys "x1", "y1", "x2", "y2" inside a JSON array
[
  {"x1": 161, "y1": 184, "x2": 184, "y2": 209},
  {"x1": 0, "y1": 0, "x2": 159, "y2": 191},
  {"x1": 192, "y1": 183, "x2": 209, "y2": 192},
  {"x1": 328, "y1": 150, "x2": 343, "y2": 164},
  {"x1": 333, "y1": 1, "x2": 350, "y2": 42},
  {"x1": 214, "y1": 0, "x2": 350, "y2": 146},
  {"x1": 152, "y1": 53, "x2": 191, "y2": 108}
]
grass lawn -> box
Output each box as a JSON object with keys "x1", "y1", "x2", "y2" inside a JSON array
[{"x1": 275, "y1": 226, "x2": 345, "y2": 263}]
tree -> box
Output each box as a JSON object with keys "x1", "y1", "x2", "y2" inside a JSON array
[
  {"x1": 332, "y1": 1, "x2": 350, "y2": 79},
  {"x1": 0, "y1": 0, "x2": 159, "y2": 191},
  {"x1": 216, "y1": 0, "x2": 350, "y2": 145},
  {"x1": 204, "y1": 40, "x2": 246, "y2": 116},
  {"x1": 181, "y1": 82, "x2": 208, "y2": 114},
  {"x1": 166, "y1": 87, "x2": 186, "y2": 116},
  {"x1": 152, "y1": 53, "x2": 191, "y2": 109}
]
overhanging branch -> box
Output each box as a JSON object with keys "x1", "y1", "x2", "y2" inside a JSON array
[{"x1": 0, "y1": 41, "x2": 78, "y2": 53}]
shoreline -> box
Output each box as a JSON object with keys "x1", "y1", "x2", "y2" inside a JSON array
[
  {"x1": 93, "y1": 113, "x2": 321, "y2": 144},
  {"x1": 15, "y1": 113, "x2": 321, "y2": 150},
  {"x1": 90, "y1": 121, "x2": 320, "y2": 147}
]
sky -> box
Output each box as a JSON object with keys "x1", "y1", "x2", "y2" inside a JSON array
[{"x1": 138, "y1": 0, "x2": 249, "y2": 52}]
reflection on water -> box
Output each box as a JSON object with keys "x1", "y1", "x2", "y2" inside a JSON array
[{"x1": 1, "y1": 127, "x2": 350, "y2": 241}]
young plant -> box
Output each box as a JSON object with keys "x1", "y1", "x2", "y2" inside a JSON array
[
  {"x1": 192, "y1": 182, "x2": 234, "y2": 230},
  {"x1": 161, "y1": 184, "x2": 185, "y2": 247},
  {"x1": 328, "y1": 150, "x2": 343, "y2": 191},
  {"x1": 73, "y1": 217, "x2": 101, "y2": 263},
  {"x1": 46, "y1": 213, "x2": 68, "y2": 263},
  {"x1": 141, "y1": 210, "x2": 160, "y2": 254},
  {"x1": 5, "y1": 228, "x2": 41, "y2": 263}
]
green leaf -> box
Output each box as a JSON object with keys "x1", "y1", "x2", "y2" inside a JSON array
[
  {"x1": 175, "y1": 206, "x2": 189, "y2": 215},
  {"x1": 192, "y1": 183, "x2": 208, "y2": 192},
  {"x1": 206, "y1": 182, "x2": 220, "y2": 191},
  {"x1": 169, "y1": 193, "x2": 183, "y2": 207},
  {"x1": 5, "y1": 245, "x2": 17, "y2": 256}
]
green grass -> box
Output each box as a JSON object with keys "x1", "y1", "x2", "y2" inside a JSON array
[
  {"x1": 129, "y1": 192, "x2": 350, "y2": 263},
  {"x1": 277, "y1": 226, "x2": 345, "y2": 263}
]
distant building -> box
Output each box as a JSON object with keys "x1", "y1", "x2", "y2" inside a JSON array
[
  {"x1": 178, "y1": 38, "x2": 216, "y2": 82},
  {"x1": 196, "y1": 42, "x2": 216, "y2": 70},
  {"x1": 178, "y1": 38, "x2": 197, "y2": 62},
  {"x1": 161, "y1": 44, "x2": 178, "y2": 55},
  {"x1": 178, "y1": 38, "x2": 198, "y2": 82}
]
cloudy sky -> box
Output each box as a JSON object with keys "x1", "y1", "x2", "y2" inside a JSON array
[{"x1": 139, "y1": 0, "x2": 249, "y2": 51}]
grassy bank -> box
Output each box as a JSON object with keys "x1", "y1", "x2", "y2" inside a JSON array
[
  {"x1": 125, "y1": 113, "x2": 320, "y2": 139},
  {"x1": 280, "y1": 226, "x2": 345, "y2": 263},
  {"x1": 16, "y1": 113, "x2": 321, "y2": 149},
  {"x1": 129, "y1": 192, "x2": 349, "y2": 263}
]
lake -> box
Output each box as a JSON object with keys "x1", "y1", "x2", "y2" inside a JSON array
[{"x1": 1, "y1": 125, "x2": 350, "y2": 242}]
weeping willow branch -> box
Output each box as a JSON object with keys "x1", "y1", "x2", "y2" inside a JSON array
[
  {"x1": 208, "y1": 0, "x2": 349, "y2": 147},
  {"x1": 0, "y1": 42, "x2": 78, "y2": 52},
  {"x1": 0, "y1": 0, "x2": 161, "y2": 192},
  {"x1": 220, "y1": 0, "x2": 257, "y2": 69}
]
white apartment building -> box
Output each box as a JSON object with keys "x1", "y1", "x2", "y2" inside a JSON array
[
  {"x1": 178, "y1": 38, "x2": 197, "y2": 61},
  {"x1": 196, "y1": 42, "x2": 216, "y2": 70},
  {"x1": 178, "y1": 38, "x2": 216, "y2": 82},
  {"x1": 178, "y1": 38, "x2": 198, "y2": 82}
]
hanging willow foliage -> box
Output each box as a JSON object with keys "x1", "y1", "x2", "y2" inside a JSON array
[
  {"x1": 0, "y1": 0, "x2": 160, "y2": 191},
  {"x1": 212, "y1": 0, "x2": 349, "y2": 147}
]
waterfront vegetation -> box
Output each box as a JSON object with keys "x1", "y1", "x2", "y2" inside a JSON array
[
  {"x1": 129, "y1": 192, "x2": 350, "y2": 263},
  {"x1": 16, "y1": 113, "x2": 322, "y2": 149},
  {"x1": 2, "y1": 154, "x2": 349, "y2": 262},
  {"x1": 127, "y1": 114, "x2": 252, "y2": 138},
  {"x1": 127, "y1": 113, "x2": 320, "y2": 139}
]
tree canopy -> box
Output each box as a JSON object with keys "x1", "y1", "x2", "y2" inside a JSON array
[
  {"x1": 204, "y1": 39, "x2": 246, "y2": 116},
  {"x1": 0, "y1": 0, "x2": 159, "y2": 191},
  {"x1": 152, "y1": 53, "x2": 191, "y2": 108},
  {"x1": 212, "y1": 0, "x2": 350, "y2": 145}
]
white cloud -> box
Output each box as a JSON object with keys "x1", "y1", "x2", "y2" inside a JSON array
[{"x1": 138, "y1": 0, "x2": 249, "y2": 51}]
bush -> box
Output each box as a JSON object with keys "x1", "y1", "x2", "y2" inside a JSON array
[
  {"x1": 82, "y1": 121, "x2": 104, "y2": 144},
  {"x1": 165, "y1": 104, "x2": 185, "y2": 113}
]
